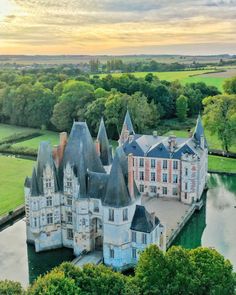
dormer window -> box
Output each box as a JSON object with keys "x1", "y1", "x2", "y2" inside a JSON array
[{"x1": 45, "y1": 178, "x2": 52, "y2": 188}]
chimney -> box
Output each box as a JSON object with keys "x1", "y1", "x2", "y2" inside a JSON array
[
  {"x1": 153, "y1": 131, "x2": 158, "y2": 137},
  {"x1": 95, "y1": 139, "x2": 100, "y2": 156},
  {"x1": 168, "y1": 135, "x2": 176, "y2": 152},
  {"x1": 58, "y1": 132, "x2": 67, "y2": 166},
  {"x1": 128, "y1": 153, "x2": 134, "y2": 198}
]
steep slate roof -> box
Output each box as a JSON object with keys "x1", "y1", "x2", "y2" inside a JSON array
[
  {"x1": 192, "y1": 114, "x2": 207, "y2": 148},
  {"x1": 103, "y1": 151, "x2": 132, "y2": 208},
  {"x1": 62, "y1": 122, "x2": 105, "y2": 197},
  {"x1": 131, "y1": 205, "x2": 160, "y2": 233},
  {"x1": 87, "y1": 171, "x2": 109, "y2": 200},
  {"x1": 123, "y1": 109, "x2": 135, "y2": 135},
  {"x1": 97, "y1": 117, "x2": 112, "y2": 165},
  {"x1": 31, "y1": 168, "x2": 39, "y2": 196},
  {"x1": 24, "y1": 176, "x2": 31, "y2": 188},
  {"x1": 36, "y1": 141, "x2": 59, "y2": 194}
]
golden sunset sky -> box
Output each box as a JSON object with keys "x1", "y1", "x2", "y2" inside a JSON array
[{"x1": 0, "y1": 0, "x2": 235, "y2": 55}]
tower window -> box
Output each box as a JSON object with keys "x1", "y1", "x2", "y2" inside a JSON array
[
  {"x1": 142, "y1": 233, "x2": 147, "y2": 244},
  {"x1": 123, "y1": 208, "x2": 128, "y2": 221},
  {"x1": 67, "y1": 228, "x2": 73, "y2": 240},
  {"x1": 94, "y1": 200, "x2": 99, "y2": 212},
  {"x1": 132, "y1": 231, "x2": 136, "y2": 242},
  {"x1": 108, "y1": 209, "x2": 114, "y2": 222},
  {"x1": 110, "y1": 248, "x2": 114, "y2": 258},
  {"x1": 66, "y1": 177, "x2": 72, "y2": 188},
  {"x1": 132, "y1": 248, "x2": 137, "y2": 259},
  {"x1": 185, "y1": 168, "x2": 188, "y2": 176},
  {"x1": 67, "y1": 212, "x2": 72, "y2": 224},
  {"x1": 67, "y1": 196, "x2": 72, "y2": 206}
]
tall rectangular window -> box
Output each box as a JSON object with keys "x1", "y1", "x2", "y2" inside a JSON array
[
  {"x1": 46, "y1": 196, "x2": 52, "y2": 207},
  {"x1": 123, "y1": 208, "x2": 128, "y2": 221},
  {"x1": 67, "y1": 228, "x2": 73, "y2": 240},
  {"x1": 108, "y1": 209, "x2": 114, "y2": 222},
  {"x1": 94, "y1": 200, "x2": 99, "y2": 212},
  {"x1": 67, "y1": 196, "x2": 72, "y2": 206},
  {"x1": 47, "y1": 213, "x2": 53, "y2": 225},
  {"x1": 139, "y1": 171, "x2": 144, "y2": 181},
  {"x1": 139, "y1": 184, "x2": 144, "y2": 193},
  {"x1": 162, "y1": 173, "x2": 167, "y2": 183},
  {"x1": 185, "y1": 182, "x2": 188, "y2": 190},
  {"x1": 132, "y1": 248, "x2": 137, "y2": 259},
  {"x1": 163, "y1": 187, "x2": 167, "y2": 195},
  {"x1": 173, "y1": 174, "x2": 178, "y2": 184},
  {"x1": 67, "y1": 212, "x2": 72, "y2": 224},
  {"x1": 142, "y1": 233, "x2": 147, "y2": 244},
  {"x1": 34, "y1": 217, "x2": 37, "y2": 227},
  {"x1": 173, "y1": 187, "x2": 178, "y2": 196},
  {"x1": 45, "y1": 178, "x2": 52, "y2": 188},
  {"x1": 151, "y1": 172, "x2": 156, "y2": 182},
  {"x1": 151, "y1": 159, "x2": 156, "y2": 168},
  {"x1": 132, "y1": 231, "x2": 136, "y2": 242},
  {"x1": 66, "y1": 177, "x2": 72, "y2": 188},
  {"x1": 110, "y1": 248, "x2": 114, "y2": 258},
  {"x1": 185, "y1": 168, "x2": 188, "y2": 176},
  {"x1": 163, "y1": 160, "x2": 167, "y2": 169},
  {"x1": 139, "y1": 158, "x2": 144, "y2": 167},
  {"x1": 173, "y1": 160, "x2": 178, "y2": 170}
]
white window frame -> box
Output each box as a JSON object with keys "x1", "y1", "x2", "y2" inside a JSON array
[{"x1": 108, "y1": 209, "x2": 114, "y2": 222}]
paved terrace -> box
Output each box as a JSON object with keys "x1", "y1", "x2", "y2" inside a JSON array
[
  {"x1": 72, "y1": 251, "x2": 103, "y2": 267},
  {"x1": 142, "y1": 196, "x2": 193, "y2": 247}
]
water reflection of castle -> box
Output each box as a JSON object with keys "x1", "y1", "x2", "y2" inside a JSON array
[{"x1": 173, "y1": 195, "x2": 206, "y2": 248}]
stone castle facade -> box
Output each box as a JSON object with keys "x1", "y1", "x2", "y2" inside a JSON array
[{"x1": 24, "y1": 112, "x2": 207, "y2": 270}]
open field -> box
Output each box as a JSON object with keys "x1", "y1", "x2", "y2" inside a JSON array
[
  {"x1": 13, "y1": 131, "x2": 59, "y2": 150},
  {"x1": 200, "y1": 68, "x2": 236, "y2": 78},
  {"x1": 0, "y1": 124, "x2": 36, "y2": 141},
  {"x1": 208, "y1": 156, "x2": 236, "y2": 173},
  {"x1": 0, "y1": 156, "x2": 34, "y2": 216}
]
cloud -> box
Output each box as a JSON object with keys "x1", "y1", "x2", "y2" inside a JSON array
[{"x1": 0, "y1": 0, "x2": 235, "y2": 54}]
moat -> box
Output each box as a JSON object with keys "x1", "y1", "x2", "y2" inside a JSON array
[{"x1": 0, "y1": 173, "x2": 235, "y2": 287}]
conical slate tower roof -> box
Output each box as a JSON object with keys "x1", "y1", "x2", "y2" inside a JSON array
[
  {"x1": 192, "y1": 114, "x2": 207, "y2": 147},
  {"x1": 97, "y1": 118, "x2": 112, "y2": 165},
  {"x1": 123, "y1": 109, "x2": 135, "y2": 135},
  {"x1": 103, "y1": 151, "x2": 132, "y2": 208},
  {"x1": 63, "y1": 122, "x2": 105, "y2": 197},
  {"x1": 36, "y1": 141, "x2": 58, "y2": 194},
  {"x1": 31, "y1": 167, "x2": 39, "y2": 196}
]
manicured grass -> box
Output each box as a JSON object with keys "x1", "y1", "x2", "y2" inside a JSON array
[
  {"x1": 0, "y1": 123, "x2": 36, "y2": 141},
  {"x1": 0, "y1": 156, "x2": 35, "y2": 216},
  {"x1": 163, "y1": 130, "x2": 189, "y2": 138},
  {"x1": 208, "y1": 155, "x2": 236, "y2": 173},
  {"x1": 182, "y1": 76, "x2": 225, "y2": 92},
  {"x1": 13, "y1": 130, "x2": 59, "y2": 150}
]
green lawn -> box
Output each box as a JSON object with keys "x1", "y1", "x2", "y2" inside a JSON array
[
  {"x1": 208, "y1": 156, "x2": 236, "y2": 173},
  {"x1": 97, "y1": 69, "x2": 226, "y2": 91},
  {"x1": 0, "y1": 123, "x2": 36, "y2": 141},
  {"x1": 13, "y1": 130, "x2": 59, "y2": 150},
  {"x1": 0, "y1": 156, "x2": 35, "y2": 216}
]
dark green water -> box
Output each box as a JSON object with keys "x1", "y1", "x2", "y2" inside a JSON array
[
  {"x1": 0, "y1": 173, "x2": 235, "y2": 287},
  {"x1": 174, "y1": 173, "x2": 236, "y2": 269}
]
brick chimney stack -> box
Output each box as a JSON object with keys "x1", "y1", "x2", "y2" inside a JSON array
[
  {"x1": 128, "y1": 153, "x2": 134, "y2": 198},
  {"x1": 95, "y1": 139, "x2": 101, "y2": 156}
]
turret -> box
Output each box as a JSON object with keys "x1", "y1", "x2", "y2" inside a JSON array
[
  {"x1": 119, "y1": 110, "x2": 135, "y2": 146},
  {"x1": 192, "y1": 114, "x2": 207, "y2": 150},
  {"x1": 96, "y1": 117, "x2": 112, "y2": 166}
]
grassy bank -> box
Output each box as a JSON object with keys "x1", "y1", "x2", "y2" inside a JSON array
[
  {"x1": 0, "y1": 156, "x2": 34, "y2": 216},
  {"x1": 208, "y1": 156, "x2": 236, "y2": 173}
]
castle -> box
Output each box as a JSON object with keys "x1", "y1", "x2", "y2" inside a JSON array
[{"x1": 24, "y1": 112, "x2": 207, "y2": 270}]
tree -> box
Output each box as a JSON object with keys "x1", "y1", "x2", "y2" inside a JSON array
[
  {"x1": 28, "y1": 269, "x2": 80, "y2": 295},
  {"x1": 203, "y1": 95, "x2": 236, "y2": 152},
  {"x1": 51, "y1": 80, "x2": 94, "y2": 131},
  {"x1": 165, "y1": 246, "x2": 198, "y2": 294},
  {"x1": 0, "y1": 280, "x2": 25, "y2": 295},
  {"x1": 190, "y1": 247, "x2": 235, "y2": 295},
  {"x1": 135, "y1": 245, "x2": 169, "y2": 295},
  {"x1": 223, "y1": 76, "x2": 236, "y2": 94},
  {"x1": 176, "y1": 95, "x2": 188, "y2": 121}
]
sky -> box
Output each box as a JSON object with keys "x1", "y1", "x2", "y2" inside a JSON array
[{"x1": 0, "y1": 0, "x2": 235, "y2": 55}]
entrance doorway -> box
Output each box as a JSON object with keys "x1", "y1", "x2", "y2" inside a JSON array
[{"x1": 91, "y1": 218, "x2": 103, "y2": 251}]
